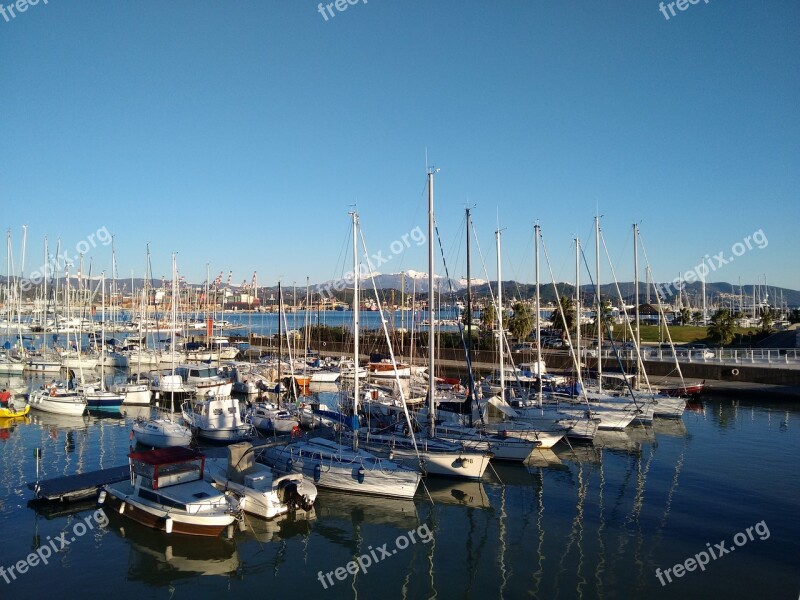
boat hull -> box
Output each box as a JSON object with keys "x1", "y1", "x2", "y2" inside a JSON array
[
  {"x1": 29, "y1": 391, "x2": 86, "y2": 416},
  {"x1": 103, "y1": 486, "x2": 234, "y2": 537},
  {"x1": 262, "y1": 442, "x2": 420, "y2": 499}
]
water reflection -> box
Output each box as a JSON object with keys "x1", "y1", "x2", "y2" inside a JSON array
[
  {"x1": 105, "y1": 509, "x2": 241, "y2": 582},
  {"x1": 5, "y1": 396, "x2": 799, "y2": 598},
  {"x1": 423, "y1": 479, "x2": 491, "y2": 509}
]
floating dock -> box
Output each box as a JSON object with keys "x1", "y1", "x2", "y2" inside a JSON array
[{"x1": 28, "y1": 465, "x2": 131, "y2": 502}]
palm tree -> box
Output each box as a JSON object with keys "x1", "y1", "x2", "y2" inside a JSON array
[
  {"x1": 550, "y1": 295, "x2": 576, "y2": 337},
  {"x1": 678, "y1": 307, "x2": 692, "y2": 326},
  {"x1": 507, "y1": 302, "x2": 534, "y2": 340},
  {"x1": 707, "y1": 308, "x2": 735, "y2": 346}
]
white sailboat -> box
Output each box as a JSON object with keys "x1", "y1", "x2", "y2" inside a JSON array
[
  {"x1": 132, "y1": 254, "x2": 193, "y2": 448},
  {"x1": 261, "y1": 212, "x2": 422, "y2": 499},
  {"x1": 357, "y1": 170, "x2": 492, "y2": 479}
]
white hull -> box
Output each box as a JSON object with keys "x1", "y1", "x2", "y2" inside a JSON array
[
  {"x1": 435, "y1": 429, "x2": 538, "y2": 461},
  {"x1": 61, "y1": 357, "x2": 99, "y2": 369},
  {"x1": 204, "y1": 458, "x2": 316, "y2": 520},
  {"x1": 262, "y1": 438, "x2": 421, "y2": 499},
  {"x1": 24, "y1": 360, "x2": 62, "y2": 373},
  {"x1": 358, "y1": 434, "x2": 492, "y2": 480},
  {"x1": 310, "y1": 371, "x2": 340, "y2": 383},
  {"x1": 132, "y1": 418, "x2": 193, "y2": 448},
  {"x1": 0, "y1": 362, "x2": 24, "y2": 375},
  {"x1": 29, "y1": 390, "x2": 87, "y2": 416},
  {"x1": 115, "y1": 384, "x2": 152, "y2": 406}
]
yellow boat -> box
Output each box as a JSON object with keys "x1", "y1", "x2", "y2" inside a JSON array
[{"x1": 0, "y1": 404, "x2": 31, "y2": 418}]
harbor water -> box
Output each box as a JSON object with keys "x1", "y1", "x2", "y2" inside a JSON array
[{"x1": 0, "y1": 389, "x2": 798, "y2": 599}]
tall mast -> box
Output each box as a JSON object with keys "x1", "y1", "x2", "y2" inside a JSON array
[
  {"x1": 701, "y1": 257, "x2": 707, "y2": 325},
  {"x1": 466, "y1": 208, "x2": 473, "y2": 427},
  {"x1": 496, "y1": 228, "x2": 504, "y2": 404},
  {"x1": 633, "y1": 224, "x2": 640, "y2": 389},
  {"x1": 43, "y1": 237, "x2": 48, "y2": 329},
  {"x1": 534, "y1": 223, "x2": 542, "y2": 406},
  {"x1": 277, "y1": 281, "x2": 282, "y2": 387},
  {"x1": 100, "y1": 271, "x2": 106, "y2": 390},
  {"x1": 351, "y1": 211, "x2": 360, "y2": 450},
  {"x1": 575, "y1": 237, "x2": 581, "y2": 379},
  {"x1": 595, "y1": 216, "x2": 602, "y2": 392},
  {"x1": 400, "y1": 271, "x2": 405, "y2": 351},
  {"x1": 427, "y1": 169, "x2": 436, "y2": 437}
]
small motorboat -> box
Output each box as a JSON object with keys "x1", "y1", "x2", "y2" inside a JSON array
[
  {"x1": 204, "y1": 442, "x2": 317, "y2": 520},
  {"x1": 101, "y1": 446, "x2": 242, "y2": 537}
]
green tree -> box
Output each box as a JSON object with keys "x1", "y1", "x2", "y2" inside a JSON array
[
  {"x1": 707, "y1": 308, "x2": 735, "y2": 346},
  {"x1": 678, "y1": 307, "x2": 692, "y2": 326},
  {"x1": 550, "y1": 295, "x2": 576, "y2": 335},
  {"x1": 594, "y1": 299, "x2": 614, "y2": 333},
  {"x1": 507, "y1": 302, "x2": 534, "y2": 340},
  {"x1": 480, "y1": 302, "x2": 496, "y2": 331},
  {"x1": 759, "y1": 307, "x2": 774, "y2": 333},
  {"x1": 790, "y1": 308, "x2": 800, "y2": 324}
]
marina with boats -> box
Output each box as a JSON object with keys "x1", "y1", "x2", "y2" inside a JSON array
[{"x1": 1, "y1": 172, "x2": 798, "y2": 598}]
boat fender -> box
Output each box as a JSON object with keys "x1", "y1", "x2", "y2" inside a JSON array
[
  {"x1": 50, "y1": 388, "x2": 57, "y2": 397},
  {"x1": 313, "y1": 463, "x2": 321, "y2": 483},
  {"x1": 357, "y1": 466, "x2": 365, "y2": 484},
  {"x1": 731, "y1": 368, "x2": 739, "y2": 376},
  {"x1": 119, "y1": 502, "x2": 126, "y2": 515},
  {"x1": 286, "y1": 458, "x2": 293, "y2": 473},
  {"x1": 97, "y1": 490, "x2": 107, "y2": 506},
  {"x1": 165, "y1": 516, "x2": 174, "y2": 534}
]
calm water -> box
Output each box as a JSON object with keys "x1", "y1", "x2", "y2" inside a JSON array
[{"x1": 0, "y1": 391, "x2": 798, "y2": 599}]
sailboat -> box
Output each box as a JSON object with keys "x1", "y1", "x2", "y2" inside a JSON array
[
  {"x1": 260, "y1": 211, "x2": 422, "y2": 499},
  {"x1": 82, "y1": 272, "x2": 125, "y2": 412},
  {"x1": 414, "y1": 209, "x2": 549, "y2": 460},
  {"x1": 356, "y1": 169, "x2": 493, "y2": 479},
  {"x1": 131, "y1": 254, "x2": 193, "y2": 448}
]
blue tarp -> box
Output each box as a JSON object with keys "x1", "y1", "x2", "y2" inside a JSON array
[{"x1": 312, "y1": 408, "x2": 359, "y2": 430}]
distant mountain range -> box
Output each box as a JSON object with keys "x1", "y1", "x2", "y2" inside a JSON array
[{"x1": 4, "y1": 273, "x2": 798, "y2": 307}]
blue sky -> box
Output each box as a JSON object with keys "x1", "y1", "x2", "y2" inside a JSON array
[{"x1": 2, "y1": 0, "x2": 798, "y2": 292}]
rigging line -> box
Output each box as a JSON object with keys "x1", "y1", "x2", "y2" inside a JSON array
[
  {"x1": 599, "y1": 231, "x2": 651, "y2": 391},
  {"x1": 433, "y1": 220, "x2": 486, "y2": 431},
  {"x1": 539, "y1": 230, "x2": 592, "y2": 407},
  {"x1": 578, "y1": 246, "x2": 642, "y2": 409},
  {"x1": 636, "y1": 232, "x2": 687, "y2": 389},
  {"x1": 357, "y1": 225, "x2": 421, "y2": 462}
]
